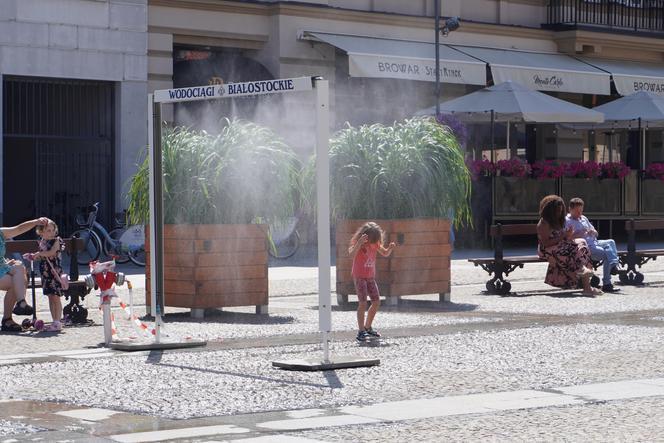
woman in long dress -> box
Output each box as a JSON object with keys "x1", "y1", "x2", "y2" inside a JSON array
[{"x1": 537, "y1": 195, "x2": 602, "y2": 296}]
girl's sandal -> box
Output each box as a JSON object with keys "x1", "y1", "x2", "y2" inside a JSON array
[{"x1": 1, "y1": 319, "x2": 23, "y2": 333}]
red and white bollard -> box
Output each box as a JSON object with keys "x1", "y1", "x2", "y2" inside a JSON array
[{"x1": 85, "y1": 260, "x2": 125, "y2": 345}]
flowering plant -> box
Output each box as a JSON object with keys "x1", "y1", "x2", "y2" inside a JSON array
[
  {"x1": 562, "y1": 160, "x2": 602, "y2": 179},
  {"x1": 436, "y1": 113, "x2": 467, "y2": 145},
  {"x1": 600, "y1": 162, "x2": 630, "y2": 180},
  {"x1": 531, "y1": 160, "x2": 564, "y2": 180},
  {"x1": 466, "y1": 158, "x2": 495, "y2": 181},
  {"x1": 644, "y1": 163, "x2": 664, "y2": 180},
  {"x1": 495, "y1": 157, "x2": 531, "y2": 178}
]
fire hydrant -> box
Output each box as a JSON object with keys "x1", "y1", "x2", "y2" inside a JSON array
[{"x1": 85, "y1": 260, "x2": 125, "y2": 345}]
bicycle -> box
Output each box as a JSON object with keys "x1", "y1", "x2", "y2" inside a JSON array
[
  {"x1": 69, "y1": 203, "x2": 145, "y2": 266},
  {"x1": 267, "y1": 214, "x2": 301, "y2": 259}
]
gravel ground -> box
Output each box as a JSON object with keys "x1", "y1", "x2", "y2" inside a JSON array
[
  {"x1": 0, "y1": 324, "x2": 662, "y2": 420},
  {"x1": 291, "y1": 397, "x2": 664, "y2": 443},
  {"x1": 0, "y1": 418, "x2": 43, "y2": 437}
]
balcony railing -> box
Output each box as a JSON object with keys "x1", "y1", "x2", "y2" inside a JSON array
[{"x1": 546, "y1": 0, "x2": 664, "y2": 33}]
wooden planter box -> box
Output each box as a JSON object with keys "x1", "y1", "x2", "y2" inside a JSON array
[
  {"x1": 494, "y1": 177, "x2": 557, "y2": 216},
  {"x1": 146, "y1": 224, "x2": 268, "y2": 317},
  {"x1": 641, "y1": 179, "x2": 664, "y2": 215},
  {"x1": 335, "y1": 218, "x2": 452, "y2": 306},
  {"x1": 561, "y1": 178, "x2": 621, "y2": 215}
]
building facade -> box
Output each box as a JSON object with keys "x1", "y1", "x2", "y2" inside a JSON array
[
  {"x1": 0, "y1": 0, "x2": 147, "y2": 232},
  {"x1": 3, "y1": 0, "x2": 664, "y2": 231}
]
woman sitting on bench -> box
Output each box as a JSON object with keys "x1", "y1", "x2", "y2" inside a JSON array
[
  {"x1": 537, "y1": 195, "x2": 602, "y2": 297},
  {"x1": 0, "y1": 217, "x2": 50, "y2": 332}
]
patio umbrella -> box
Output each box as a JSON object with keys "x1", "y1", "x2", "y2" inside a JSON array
[
  {"x1": 416, "y1": 81, "x2": 604, "y2": 123},
  {"x1": 588, "y1": 91, "x2": 664, "y2": 166},
  {"x1": 416, "y1": 81, "x2": 604, "y2": 160}
]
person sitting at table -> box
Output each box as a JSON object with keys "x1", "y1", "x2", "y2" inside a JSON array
[
  {"x1": 537, "y1": 195, "x2": 602, "y2": 296},
  {"x1": 565, "y1": 197, "x2": 623, "y2": 293}
]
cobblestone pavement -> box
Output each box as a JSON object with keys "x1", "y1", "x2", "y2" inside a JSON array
[{"x1": 0, "y1": 253, "x2": 662, "y2": 442}]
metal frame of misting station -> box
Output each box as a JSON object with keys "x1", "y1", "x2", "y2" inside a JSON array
[{"x1": 142, "y1": 76, "x2": 375, "y2": 367}]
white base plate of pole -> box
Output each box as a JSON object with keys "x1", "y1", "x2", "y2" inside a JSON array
[
  {"x1": 272, "y1": 356, "x2": 380, "y2": 371},
  {"x1": 109, "y1": 339, "x2": 207, "y2": 352}
]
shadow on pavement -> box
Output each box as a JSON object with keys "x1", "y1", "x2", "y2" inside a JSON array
[{"x1": 160, "y1": 310, "x2": 296, "y2": 325}]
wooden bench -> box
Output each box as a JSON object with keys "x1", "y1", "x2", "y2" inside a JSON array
[
  {"x1": 4, "y1": 238, "x2": 91, "y2": 319},
  {"x1": 618, "y1": 219, "x2": 664, "y2": 285},
  {"x1": 469, "y1": 223, "x2": 602, "y2": 295}
]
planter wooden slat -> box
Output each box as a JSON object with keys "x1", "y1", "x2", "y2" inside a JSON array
[
  {"x1": 390, "y1": 257, "x2": 450, "y2": 271},
  {"x1": 164, "y1": 266, "x2": 195, "y2": 280},
  {"x1": 391, "y1": 244, "x2": 452, "y2": 258},
  {"x1": 194, "y1": 251, "x2": 267, "y2": 267},
  {"x1": 196, "y1": 224, "x2": 267, "y2": 238},
  {"x1": 164, "y1": 225, "x2": 198, "y2": 239},
  {"x1": 195, "y1": 265, "x2": 266, "y2": 281},
  {"x1": 388, "y1": 232, "x2": 450, "y2": 245},
  {"x1": 194, "y1": 292, "x2": 268, "y2": 308},
  {"x1": 194, "y1": 238, "x2": 265, "y2": 253},
  {"x1": 163, "y1": 280, "x2": 196, "y2": 294},
  {"x1": 391, "y1": 219, "x2": 450, "y2": 232},
  {"x1": 389, "y1": 281, "x2": 450, "y2": 295},
  {"x1": 197, "y1": 279, "x2": 268, "y2": 295},
  {"x1": 387, "y1": 268, "x2": 450, "y2": 283},
  {"x1": 163, "y1": 240, "x2": 194, "y2": 253},
  {"x1": 163, "y1": 253, "x2": 195, "y2": 267}
]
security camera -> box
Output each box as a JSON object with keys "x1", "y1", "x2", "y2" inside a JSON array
[{"x1": 441, "y1": 16, "x2": 461, "y2": 36}]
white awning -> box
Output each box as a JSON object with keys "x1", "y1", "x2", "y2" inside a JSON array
[
  {"x1": 452, "y1": 46, "x2": 611, "y2": 95},
  {"x1": 299, "y1": 31, "x2": 486, "y2": 86},
  {"x1": 578, "y1": 57, "x2": 664, "y2": 97}
]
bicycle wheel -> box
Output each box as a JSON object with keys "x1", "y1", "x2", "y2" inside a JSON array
[
  {"x1": 104, "y1": 228, "x2": 131, "y2": 264},
  {"x1": 70, "y1": 229, "x2": 101, "y2": 265},
  {"x1": 128, "y1": 245, "x2": 146, "y2": 266},
  {"x1": 269, "y1": 230, "x2": 300, "y2": 259}
]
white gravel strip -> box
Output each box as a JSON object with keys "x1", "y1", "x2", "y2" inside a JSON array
[{"x1": 0, "y1": 324, "x2": 662, "y2": 420}]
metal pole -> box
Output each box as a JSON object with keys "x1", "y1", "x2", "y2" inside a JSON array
[
  {"x1": 147, "y1": 94, "x2": 156, "y2": 320},
  {"x1": 640, "y1": 117, "x2": 645, "y2": 169},
  {"x1": 149, "y1": 98, "x2": 164, "y2": 343},
  {"x1": 314, "y1": 78, "x2": 331, "y2": 363},
  {"x1": 435, "y1": 0, "x2": 441, "y2": 116},
  {"x1": 490, "y1": 110, "x2": 495, "y2": 163},
  {"x1": 506, "y1": 121, "x2": 510, "y2": 159}
]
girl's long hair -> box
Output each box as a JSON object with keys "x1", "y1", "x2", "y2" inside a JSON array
[
  {"x1": 349, "y1": 222, "x2": 384, "y2": 248},
  {"x1": 539, "y1": 194, "x2": 565, "y2": 230}
]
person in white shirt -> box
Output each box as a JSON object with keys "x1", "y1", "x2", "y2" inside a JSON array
[{"x1": 565, "y1": 198, "x2": 623, "y2": 293}]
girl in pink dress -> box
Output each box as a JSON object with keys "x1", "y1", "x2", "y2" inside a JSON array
[{"x1": 348, "y1": 222, "x2": 396, "y2": 341}]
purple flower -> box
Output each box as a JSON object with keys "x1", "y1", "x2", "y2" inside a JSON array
[
  {"x1": 436, "y1": 114, "x2": 467, "y2": 144},
  {"x1": 466, "y1": 158, "x2": 495, "y2": 181},
  {"x1": 644, "y1": 163, "x2": 664, "y2": 180},
  {"x1": 531, "y1": 160, "x2": 563, "y2": 180},
  {"x1": 601, "y1": 162, "x2": 630, "y2": 180},
  {"x1": 562, "y1": 161, "x2": 602, "y2": 179},
  {"x1": 495, "y1": 157, "x2": 531, "y2": 178}
]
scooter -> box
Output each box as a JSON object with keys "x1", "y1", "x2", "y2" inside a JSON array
[{"x1": 21, "y1": 257, "x2": 44, "y2": 331}]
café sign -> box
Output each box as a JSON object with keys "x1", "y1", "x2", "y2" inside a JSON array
[
  {"x1": 347, "y1": 53, "x2": 486, "y2": 85},
  {"x1": 490, "y1": 65, "x2": 610, "y2": 95}
]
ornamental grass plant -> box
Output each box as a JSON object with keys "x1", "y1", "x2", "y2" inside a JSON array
[
  {"x1": 127, "y1": 118, "x2": 301, "y2": 225},
  {"x1": 323, "y1": 117, "x2": 471, "y2": 226}
]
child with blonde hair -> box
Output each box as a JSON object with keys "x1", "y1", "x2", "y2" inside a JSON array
[
  {"x1": 348, "y1": 222, "x2": 396, "y2": 341},
  {"x1": 26, "y1": 219, "x2": 66, "y2": 331}
]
